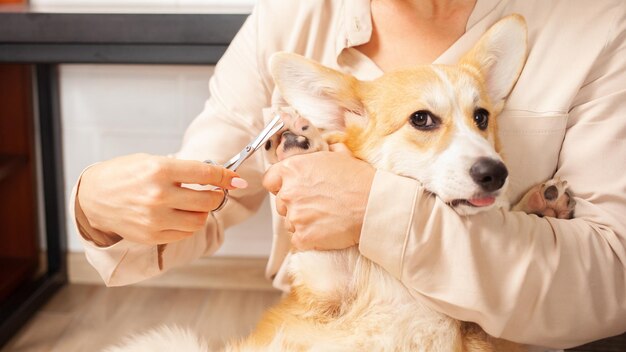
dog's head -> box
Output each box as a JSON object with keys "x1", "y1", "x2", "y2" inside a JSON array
[{"x1": 270, "y1": 15, "x2": 527, "y2": 215}]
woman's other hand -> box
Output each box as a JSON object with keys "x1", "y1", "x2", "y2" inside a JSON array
[
  {"x1": 77, "y1": 153, "x2": 247, "y2": 246},
  {"x1": 263, "y1": 145, "x2": 375, "y2": 251}
]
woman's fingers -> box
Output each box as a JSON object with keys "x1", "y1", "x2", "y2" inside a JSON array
[
  {"x1": 170, "y1": 187, "x2": 226, "y2": 212},
  {"x1": 261, "y1": 151, "x2": 374, "y2": 251},
  {"x1": 284, "y1": 218, "x2": 295, "y2": 233},
  {"x1": 263, "y1": 163, "x2": 283, "y2": 195},
  {"x1": 275, "y1": 196, "x2": 288, "y2": 217},
  {"x1": 156, "y1": 230, "x2": 195, "y2": 244},
  {"x1": 166, "y1": 158, "x2": 245, "y2": 189},
  {"x1": 329, "y1": 142, "x2": 352, "y2": 154},
  {"x1": 165, "y1": 209, "x2": 211, "y2": 232}
]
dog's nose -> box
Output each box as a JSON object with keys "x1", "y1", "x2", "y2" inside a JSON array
[{"x1": 470, "y1": 158, "x2": 508, "y2": 192}]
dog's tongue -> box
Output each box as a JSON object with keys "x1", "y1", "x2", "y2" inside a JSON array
[{"x1": 468, "y1": 196, "x2": 496, "y2": 207}]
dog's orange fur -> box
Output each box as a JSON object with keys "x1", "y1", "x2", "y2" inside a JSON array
[
  {"x1": 317, "y1": 56, "x2": 510, "y2": 167},
  {"x1": 347, "y1": 66, "x2": 502, "y2": 158},
  {"x1": 244, "y1": 284, "x2": 345, "y2": 350}
]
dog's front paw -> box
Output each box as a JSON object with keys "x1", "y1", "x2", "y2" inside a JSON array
[
  {"x1": 513, "y1": 178, "x2": 575, "y2": 219},
  {"x1": 265, "y1": 109, "x2": 329, "y2": 163}
]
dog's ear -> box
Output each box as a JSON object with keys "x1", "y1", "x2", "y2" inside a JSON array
[
  {"x1": 270, "y1": 52, "x2": 364, "y2": 132},
  {"x1": 459, "y1": 14, "x2": 528, "y2": 111}
]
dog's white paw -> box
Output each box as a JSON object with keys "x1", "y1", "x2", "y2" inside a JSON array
[
  {"x1": 264, "y1": 109, "x2": 329, "y2": 163},
  {"x1": 513, "y1": 177, "x2": 575, "y2": 219}
]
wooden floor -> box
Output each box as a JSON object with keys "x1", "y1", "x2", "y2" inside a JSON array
[
  {"x1": 3, "y1": 283, "x2": 625, "y2": 351},
  {"x1": 1, "y1": 284, "x2": 281, "y2": 352}
]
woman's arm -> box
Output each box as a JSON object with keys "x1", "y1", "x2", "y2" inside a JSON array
[
  {"x1": 73, "y1": 3, "x2": 272, "y2": 287},
  {"x1": 361, "y1": 172, "x2": 626, "y2": 348}
]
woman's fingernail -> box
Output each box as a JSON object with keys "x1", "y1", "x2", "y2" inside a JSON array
[{"x1": 231, "y1": 177, "x2": 248, "y2": 189}]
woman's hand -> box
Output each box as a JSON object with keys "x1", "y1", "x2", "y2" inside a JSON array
[
  {"x1": 263, "y1": 146, "x2": 375, "y2": 251},
  {"x1": 77, "y1": 153, "x2": 247, "y2": 246}
]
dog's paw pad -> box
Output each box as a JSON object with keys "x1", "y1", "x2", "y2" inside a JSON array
[
  {"x1": 515, "y1": 178, "x2": 575, "y2": 219},
  {"x1": 541, "y1": 178, "x2": 575, "y2": 219}
]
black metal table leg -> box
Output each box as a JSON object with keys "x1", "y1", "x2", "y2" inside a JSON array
[{"x1": 35, "y1": 64, "x2": 67, "y2": 276}]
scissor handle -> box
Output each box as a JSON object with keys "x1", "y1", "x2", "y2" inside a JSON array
[{"x1": 202, "y1": 159, "x2": 229, "y2": 211}]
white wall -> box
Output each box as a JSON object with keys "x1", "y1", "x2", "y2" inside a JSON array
[{"x1": 60, "y1": 64, "x2": 272, "y2": 257}]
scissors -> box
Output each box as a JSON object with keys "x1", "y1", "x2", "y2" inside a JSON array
[{"x1": 205, "y1": 113, "x2": 285, "y2": 211}]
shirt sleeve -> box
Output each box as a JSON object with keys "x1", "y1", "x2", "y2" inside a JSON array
[
  {"x1": 73, "y1": 4, "x2": 272, "y2": 287},
  {"x1": 359, "y1": 9, "x2": 626, "y2": 349}
]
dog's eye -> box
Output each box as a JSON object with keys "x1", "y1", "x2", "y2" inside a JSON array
[
  {"x1": 410, "y1": 110, "x2": 440, "y2": 130},
  {"x1": 474, "y1": 108, "x2": 489, "y2": 130}
]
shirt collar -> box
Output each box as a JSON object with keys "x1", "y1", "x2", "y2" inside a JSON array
[
  {"x1": 336, "y1": 0, "x2": 373, "y2": 58},
  {"x1": 335, "y1": 0, "x2": 504, "y2": 61}
]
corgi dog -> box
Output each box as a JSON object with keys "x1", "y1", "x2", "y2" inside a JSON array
[
  {"x1": 230, "y1": 13, "x2": 528, "y2": 352},
  {"x1": 106, "y1": 14, "x2": 575, "y2": 352}
]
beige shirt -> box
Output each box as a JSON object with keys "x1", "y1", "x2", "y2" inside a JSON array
[{"x1": 72, "y1": 0, "x2": 626, "y2": 348}]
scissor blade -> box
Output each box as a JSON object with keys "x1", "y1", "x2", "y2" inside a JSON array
[
  {"x1": 223, "y1": 151, "x2": 246, "y2": 170},
  {"x1": 258, "y1": 120, "x2": 285, "y2": 151},
  {"x1": 250, "y1": 114, "x2": 285, "y2": 152},
  {"x1": 223, "y1": 114, "x2": 285, "y2": 171}
]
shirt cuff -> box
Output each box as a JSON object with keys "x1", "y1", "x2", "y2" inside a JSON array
[
  {"x1": 69, "y1": 164, "x2": 160, "y2": 286},
  {"x1": 358, "y1": 169, "x2": 421, "y2": 279},
  {"x1": 80, "y1": 234, "x2": 160, "y2": 287}
]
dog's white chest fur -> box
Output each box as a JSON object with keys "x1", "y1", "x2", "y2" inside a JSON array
[{"x1": 280, "y1": 249, "x2": 462, "y2": 351}]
